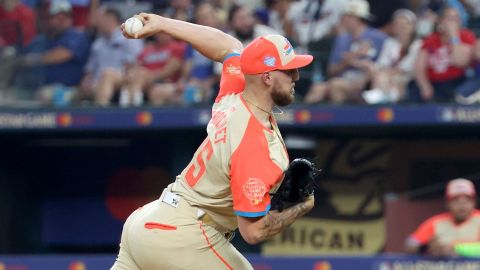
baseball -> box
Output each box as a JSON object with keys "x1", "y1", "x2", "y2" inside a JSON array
[{"x1": 124, "y1": 17, "x2": 143, "y2": 36}]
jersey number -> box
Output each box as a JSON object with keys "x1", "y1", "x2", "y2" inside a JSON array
[{"x1": 185, "y1": 139, "x2": 213, "y2": 187}]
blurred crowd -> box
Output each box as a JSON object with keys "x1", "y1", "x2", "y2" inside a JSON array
[{"x1": 0, "y1": 0, "x2": 480, "y2": 107}]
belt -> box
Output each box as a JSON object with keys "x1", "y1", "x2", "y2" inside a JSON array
[{"x1": 160, "y1": 189, "x2": 235, "y2": 241}]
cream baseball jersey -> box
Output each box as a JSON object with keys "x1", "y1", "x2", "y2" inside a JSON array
[
  {"x1": 171, "y1": 53, "x2": 289, "y2": 231},
  {"x1": 410, "y1": 210, "x2": 480, "y2": 246}
]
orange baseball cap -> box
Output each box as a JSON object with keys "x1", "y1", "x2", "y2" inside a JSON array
[
  {"x1": 240, "y1": 34, "x2": 313, "y2": 75},
  {"x1": 445, "y1": 178, "x2": 476, "y2": 199}
]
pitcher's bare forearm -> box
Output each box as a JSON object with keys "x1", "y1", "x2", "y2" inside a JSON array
[
  {"x1": 133, "y1": 14, "x2": 242, "y2": 62},
  {"x1": 237, "y1": 197, "x2": 313, "y2": 244},
  {"x1": 161, "y1": 17, "x2": 242, "y2": 61},
  {"x1": 258, "y1": 202, "x2": 311, "y2": 241}
]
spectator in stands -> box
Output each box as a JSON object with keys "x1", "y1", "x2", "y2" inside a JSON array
[
  {"x1": 254, "y1": 0, "x2": 294, "y2": 38},
  {"x1": 40, "y1": 0, "x2": 100, "y2": 30},
  {"x1": 455, "y1": 38, "x2": 480, "y2": 104},
  {"x1": 414, "y1": 0, "x2": 442, "y2": 38},
  {"x1": 66, "y1": 0, "x2": 100, "y2": 30},
  {"x1": 362, "y1": 9, "x2": 422, "y2": 104},
  {"x1": 193, "y1": 1, "x2": 220, "y2": 30},
  {"x1": 17, "y1": 0, "x2": 89, "y2": 104},
  {"x1": 178, "y1": 1, "x2": 219, "y2": 104},
  {"x1": 287, "y1": 0, "x2": 347, "y2": 49},
  {"x1": 164, "y1": 0, "x2": 194, "y2": 22},
  {"x1": 37, "y1": 0, "x2": 96, "y2": 33},
  {"x1": 214, "y1": 4, "x2": 277, "y2": 84},
  {"x1": 447, "y1": 0, "x2": 470, "y2": 26},
  {"x1": 0, "y1": 0, "x2": 36, "y2": 48},
  {"x1": 252, "y1": 0, "x2": 269, "y2": 25},
  {"x1": 278, "y1": 0, "x2": 347, "y2": 99},
  {"x1": 412, "y1": 6, "x2": 475, "y2": 103},
  {"x1": 80, "y1": 7, "x2": 143, "y2": 106},
  {"x1": 228, "y1": 4, "x2": 277, "y2": 47},
  {"x1": 0, "y1": 0, "x2": 36, "y2": 98},
  {"x1": 304, "y1": 0, "x2": 386, "y2": 104},
  {"x1": 415, "y1": 0, "x2": 469, "y2": 38},
  {"x1": 366, "y1": 0, "x2": 409, "y2": 31},
  {"x1": 206, "y1": 0, "x2": 232, "y2": 28},
  {"x1": 237, "y1": 0, "x2": 264, "y2": 12},
  {"x1": 121, "y1": 30, "x2": 185, "y2": 106},
  {"x1": 405, "y1": 178, "x2": 480, "y2": 256},
  {"x1": 461, "y1": 0, "x2": 480, "y2": 20}
]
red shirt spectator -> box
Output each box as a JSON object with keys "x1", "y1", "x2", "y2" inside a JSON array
[
  {"x1": 138, "y1": 41, "x2": 186, "y2": 82},
  {"x1": 0, "y1": 1, "x2": 36, "y2": 47},
  {"x1": 422, "y1": 29, "x2": 476, "y2": 83}
]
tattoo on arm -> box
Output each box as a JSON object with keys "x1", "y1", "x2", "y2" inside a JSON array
[{"x1": 259, "y1": 203, "x2": 308, "y2": 241}]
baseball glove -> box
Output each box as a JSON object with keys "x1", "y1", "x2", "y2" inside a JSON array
[{"x1": 270, "y1": 158, "x2": 321, "y2": 212}]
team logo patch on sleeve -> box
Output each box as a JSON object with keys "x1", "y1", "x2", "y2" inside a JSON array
[
  {"x1": 243, "y1": 178, "x2": 267, "y2": 205},
  {"x1": 226, "y1": 64, "x2": 241, "y2": 75}
]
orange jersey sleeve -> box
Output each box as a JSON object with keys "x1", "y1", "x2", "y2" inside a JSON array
[
  {"x1": 215, "y1": 53, "x2": 245, "y2": 103},
  {"x1": 230, "y1": 115, "x2": 284, "y2": 217},
  {"x1": 410, "y1": 216, "x2": 438, "y2": 245}
]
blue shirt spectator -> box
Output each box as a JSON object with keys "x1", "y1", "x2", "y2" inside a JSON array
[
  {"x1": 183, "y1": 44, "x2": 213, "y2": 80},
  {"x1": 44, "y1": 28, "x2": 89, "y2": 86},
  {"x1": 18, "y1": 0, "x2": 89, "y2": 89},
  {"x1": 304, "y1": 0, "x2": 387, "y2": 104},
  {"x1": 329, "y1": 27, "x2": 386, "y2": 77}
]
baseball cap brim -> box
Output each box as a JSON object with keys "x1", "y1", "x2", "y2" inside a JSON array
[
  {"x1": 446, "y1": 190, "x2": 476, "y2": 199},
  {"x1": 446, "y1": 193, "x2": 476, "y2": 200},
  {"x1": 278, "y1": 54, "x2": 313, "y2": 71}
]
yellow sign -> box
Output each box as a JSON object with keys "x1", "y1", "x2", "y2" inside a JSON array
[
  {"x1": 262, "y1": 217, "x2": 384, "y2": 255},
  {"x1": 263, "y1": 139, "x2": 390, "y2": 255}
]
